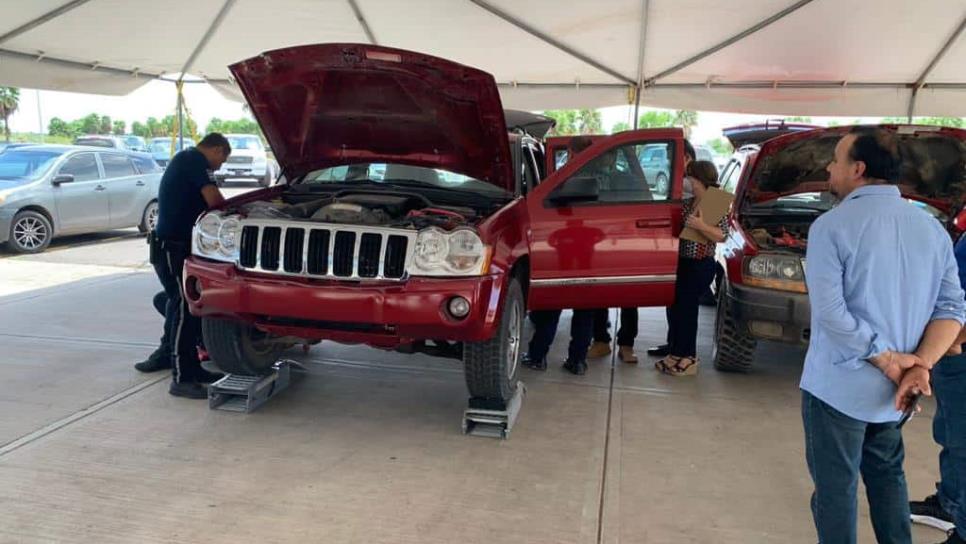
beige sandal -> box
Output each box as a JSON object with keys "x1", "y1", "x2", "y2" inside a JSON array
[
  {"x1": 655, "y1": 355, "x2": 681, "y2": 374},
  {"x1": 666, "y1": 356, "x2": 699, "y2": 376}
]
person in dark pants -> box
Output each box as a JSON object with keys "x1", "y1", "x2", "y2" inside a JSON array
[
  {"x1": 909, "y1": 231, "x2": 966, "y2": 544},
  {"x1": 588, "y1": 308, "x2": 638, "y2": 363},
  {"x1": 655, "y1": 161, "x2": 727, "y2": 376},
  {"x1": 134, "y1": 292, "x2": 173, "y2": 371},
  {"x1": 522, "y1": 309, "x2": 595, "y2": 375},
  {"x1": 139, "y1": 133, "x2": 231, "y2": 399},
  {"x1": 799, "y1": 129, "x2": 965, "y2": 543},
  {"x1": 648, "y1": 139, "x2": 697, "y2": 357}
]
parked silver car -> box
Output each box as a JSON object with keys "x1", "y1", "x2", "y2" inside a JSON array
[{"x1": 0, "y1": 145, "x2": 163, "y2": 253}]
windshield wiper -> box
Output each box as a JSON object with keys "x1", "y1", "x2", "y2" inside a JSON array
[{"x1": 380, "y1": 178, "x2": 508, "y2": 198}]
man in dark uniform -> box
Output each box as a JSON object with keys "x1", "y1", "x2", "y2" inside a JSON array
[{"x1": 140, "y1": 133, "x2": 230, "y2": 398}]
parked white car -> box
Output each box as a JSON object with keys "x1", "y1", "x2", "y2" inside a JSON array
[{"x1": 213, "y1": 134, "x2": 276, "y2": 187}]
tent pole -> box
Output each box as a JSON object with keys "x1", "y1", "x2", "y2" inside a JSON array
[
  {"x1": 906, "y1": 13, "x2": 966, "y2": 122},
  {"x1": 646, "y1": 0, "x2": 816, "y2": 86},
  {"x1": 177, "y1": 81, "x2": 184, "y2": 149},
  {"x1": 179, "y1": 0, "x2": 236, "y2": 78},
  {"x1": 347, "y1": 0, "x2": 378, "y2": 44},
  {"x1": 633, "y1": 0, "x2": 649, "y2": 131},
  {"x1": 0, "y1": 0, "x2": 94, "y2": 46}
]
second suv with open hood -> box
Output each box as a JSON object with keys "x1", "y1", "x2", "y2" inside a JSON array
[
  {"x1": 183, "y1": 44, "x2": 689, "y2": 409},
  {"x1": 712, "y1": 124, "x2": 966, "y2": 372}
]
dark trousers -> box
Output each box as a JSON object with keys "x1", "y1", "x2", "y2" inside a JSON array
[
  {"x1": 154, "y1": 245, "x2": 205, "y2": 383},
  {"x1": 528, "y1": 309, "x2": 594, "y2": 363},
  {"x1": 802, "y1": 390, "x2": 911, "y2": 544},
  {"x1": 592, "y1": 308, "x2": 638, "y2": 347},
  {"x1": 668, "y1": 257, "x2": 715, "y2": 358},
  {"x1": 934, "y1": 353, "x2": 966, "y2": 538}
]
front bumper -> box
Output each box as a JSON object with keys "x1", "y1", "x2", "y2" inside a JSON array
[
  {"x1": 214, "y1": 164, "x2": 268, "y2": 179},
  {"x1": 0, "y1": 208, "x2": 14, "y2": 244},
  {"x1": 183, "y1": 258, "x2": 504, "y2": 347},
  {"x1": 728, "y1": 283, "x2": 811, "y2": 344}
]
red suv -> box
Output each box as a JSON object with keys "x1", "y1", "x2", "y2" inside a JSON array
[
  {"x1": 183, "y1": 44, "x2": 688, "y2": 408},
  {"x1": 713, "y1": 123, "x2": 966, "y2": 372}
]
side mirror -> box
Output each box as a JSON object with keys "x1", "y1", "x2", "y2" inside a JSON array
[
  {"x1": 546, "y1": 176, "x2": 599, "y2": 207},
  {"x1": 52, "y1": 174, "x2": 74, "y2": 185}
]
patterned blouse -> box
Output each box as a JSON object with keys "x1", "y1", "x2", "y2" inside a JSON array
[{"x1": 679, "y1": 197, "x2": 729, "y2": 260}]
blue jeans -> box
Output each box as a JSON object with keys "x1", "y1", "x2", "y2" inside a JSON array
[
  {"x1": 527, "y1": 309, "x2": 594, "y2": 363},
  {"x1": 802, "y1": 390, "x2": 911, "y2": 544},
  {"x1": 934, "y1": 353, "x2": 966, "y2": 538}
]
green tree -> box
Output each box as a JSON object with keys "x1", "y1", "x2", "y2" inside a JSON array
[
  {"x1": 131, "y1": 121, "x2": 147, "y2": 138},
  {"x1": 112, "y1": 120, "x2": 126, "y2": 135},
  {"x1": 880, "y1": 116, "x2": 964, "y2": 128},
  {"x1": 575, "y1": 109, "x2": 602, "y2": 134},
  {"x1": 99, "y1": 115, "x2": 112, "y2": 135},
  {"x1": 673, "y1": 110, "x2": 699, "y2": 138},
  {"x1": 785, "y1": 116, "x2": 813, "y2": 123},
  {"x1": 48, "y1": 117, "x2": 73, "y2": 138},
  {"x1": 0, "y1": 87, "x2": 20, "y2": 142},
  {"x1": 636, "y1": 110, "x2": 675, "y2": 128},
  {"x1": 79, "y1": 113, "x2": 101, "y2": 135},
  {"x1": 611, "y1": 121, "x2": 630, "y2": 134},
  {"x1": 543, "y1": 110, "x2": 579, "y2": 135},
  {"x1": 706, "y1": 137, "x2": 733, "y2": 156}
]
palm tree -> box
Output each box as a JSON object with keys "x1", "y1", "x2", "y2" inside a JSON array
[
  {"x1": 0, "y1": 87, "x2": 20, "y2": 142},
  {"x1": 673, "y1": 110, "x2": 699, "y2": 138}
]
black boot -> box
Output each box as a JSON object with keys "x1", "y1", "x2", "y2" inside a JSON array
[
  {"x1": 168, "y1": 380, "x2": 208, "y2": 399},
  {"x1": 940, "y1": 529, "x2": 966, "y2": 544},
  {"x1": 134, "y1": 346, "x2": 171, "y2": 373},
  {"x1": 563, "y1": 359, "x2": 587, "y2": 375},
  {"x1": 521, "y1": 353, "x2": 547, "y2": 371}
]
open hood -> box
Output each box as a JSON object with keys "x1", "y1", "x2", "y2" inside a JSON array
[
  {"x1": 747, "y1": 125, "x2": 966, "y2": 211},
  {"x1": 504, "y1": 110, "x2": 555, "y2": 139},
  {"x1": 723, "y1": 120, "x2": 820, "y2": 149},
  {"x1": 230, "y1": 44, "x2": 514, "y2": 191}
]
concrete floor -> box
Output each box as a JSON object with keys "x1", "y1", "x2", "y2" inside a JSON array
[{"x1": 0, "y1": 224, "x2": 950, "y2": 543}]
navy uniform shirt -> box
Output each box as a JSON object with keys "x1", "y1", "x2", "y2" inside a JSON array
[{"x1": 154, "y1": 148, "x2": 214, "y2": 242}]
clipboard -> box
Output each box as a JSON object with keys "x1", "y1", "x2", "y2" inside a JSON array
[{"x1": 680, "y1": 186, "x2": 734, "y2": 244}]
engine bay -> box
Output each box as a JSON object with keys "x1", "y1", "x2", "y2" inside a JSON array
[
  {"x1": 742, "y1": 214, "x2": 811, "y2": 253},
  {"x1": 233, "y1": 189, "x2": 480, "y2": 230}
]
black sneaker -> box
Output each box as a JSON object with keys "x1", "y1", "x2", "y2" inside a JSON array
[
  {"x1": 647, "y1": 344, "x2": 670, "y2": 357},
  {"x1": 168, "y1": 381, "x2": 208, "y2": 399},
  {"x1": 134, "y1": 347, "x2": 171, "y2": 373},
  {"x1": 521, "y1": 353, "x2": 547, "y2": 371},
  {"x1": 940, "y1": 529, "x2": 966, "y2": 544},
  {"x1": 563, "y1": 359, "x2": 587, "y2": 376},
  {"x1": 197, "y1": 369, "x2": 225, "y2": 384},
  {"x1": 912, "y1": 494, "x2": 955, "y2": 524}
]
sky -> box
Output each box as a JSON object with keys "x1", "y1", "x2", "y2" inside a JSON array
[{"x1": 7, "y1": 80, "x2": 881, "y2": 147}]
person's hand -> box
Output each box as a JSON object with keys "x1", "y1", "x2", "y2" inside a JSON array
[
  {"x1": 685, "y1": 208, "x2": 706, "y2": 231},
  {"x1": 895, "y1": 366, "x2": 931, "y2": 412},
  {"x1": 871, "y1": 351, "x2": 923, "y2": 384}
]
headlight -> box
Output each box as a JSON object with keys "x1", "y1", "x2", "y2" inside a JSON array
[
  {"x1": 744, "y1": 254, "x2": 806, "y2": 292},
  {"x1": 409, "y1": 228, "x2": 489, "y2": 276},
  {"x1": 193, "y1": 213, "x2": 241, "y2": 263}
]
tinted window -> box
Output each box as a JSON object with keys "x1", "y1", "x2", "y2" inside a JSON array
[
  {"x1": 101, "y1": 154, "x2": 136, "y2": 178},
  {"x1": 0, "y1": 150, "x2": 63, "y2": 182},
  {"x1": 75, "y1": 138, "x2": 115, "y2": 148},
  {"x1": 720, "y1": 159, "x2": 742, "y2": 194},
  {"x1": 226, "y1": 136, "x2": 263, "y2": 151},
  {"x1": 132, "y1": 156, "x2": 161, "y2": 174},
  {"x1": 549, "y1": 142, "x2": 673, "y2": 205},
  {"x1": 59, "y1": 153, "x2": 100, "y2": 181},
  {"x1": 554, "y1": 149, "x2": 570, "y2": 170}
]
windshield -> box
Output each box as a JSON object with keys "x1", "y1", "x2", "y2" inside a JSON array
[
  {"x1": 0, "y1": 150, "x2": 63, "y2": 182},
  {"x1": 150, "y1": 139, "x2": 194, "y2": 153},
  {"x1": 123, "y1": 136, "x2": 144, "y2": 147},
  {"x1": 227, "y1": 136, "x2": 263, "y2": 151},
  {"x1": 75, "y1": 138, "x2": 113, "y2": 148},
  {"x1": 300, "y1": 163, "x2": 509, "y2": 196}
]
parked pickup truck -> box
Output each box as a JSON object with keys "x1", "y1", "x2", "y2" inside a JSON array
[{"x1": 183, "y1": 43, "x2": 687, "y2": 408}]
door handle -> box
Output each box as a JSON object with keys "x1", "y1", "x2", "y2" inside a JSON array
[
  {"x1": 636, "y1": 218, "x2": 671, "y2": 228},
  {"x1": 94, "y1": 185, "x2": 106, "y2": 191},
  {"x1": 135, "y1": 180, "x2": 145, "y2": 187}
]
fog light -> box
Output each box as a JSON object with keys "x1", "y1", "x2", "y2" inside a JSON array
[
  {"x1": 185, "y1": 276, "x2": 202, "y2": 302},
  {"x1": 749, "y1": 320, "x2": 783, "y2": 339},
  {"x1": 447, "y1": 296, "x2": 471, "y2": 319}
]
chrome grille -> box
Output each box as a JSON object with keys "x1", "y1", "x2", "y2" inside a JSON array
[
  {"x1": 226, "y1": 155, "x2": 254, "y2": 164},
  {"x1": 237, "y1": 220, "x2": 413, "y2": 281}
]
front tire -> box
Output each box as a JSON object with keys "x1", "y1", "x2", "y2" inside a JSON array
[
  {"x1": 712, "y1": 284, "x2": 757, "y2": 372},
  {"x1": 202, "y1": 317, "x2": 285, "y2": 375},
  {"x1": 463, "y1": 277, "x2": 524, "y2": 409},
  {"x1": 8, "y1": 210, "x2": 53, "y2": 254}
]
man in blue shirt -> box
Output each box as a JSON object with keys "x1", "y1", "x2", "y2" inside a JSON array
[
  {"x1": 139, "y1": 133, "x2": 230, "y2": 399},
  {"x1": 909, "y1": 231, "x2": 966, "y2": 544},
  {"x1": 801, "y1": 128, "x2": 966, "y2": 543}
]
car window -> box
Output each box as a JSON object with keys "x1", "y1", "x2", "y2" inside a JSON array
[
  {"x1": 720, "y1": 159, "x2": 743, "y2": 194},
  {"x1": 554, "y1": 149, "x2": 570, "y2": 171},
  {"x1": 59, "y1": 153, "x2": 101, "y2": 181},
  {"x1": 226, "y1": 136, "x2": 263, "y2": 151},
  {"x1": 302, "y1": 162, "x2": 508, "y2": 196},
  {"x1": 0, "y1": 150, "x2": 63, "y2": 182},
  {"x1": 549, "y1": 141, "x2": 673, "y2": 205},
  {"x1": 132, "y1": 156, "x2": 161, "y2": 174},
  {"x1": 75, "y1": 138, "x2": 114, "y2": 148},
  {"x1": 521, "y1": 145, "x2": 539, "y2": 193},
  {"x1": 101, "y1": 153, "x2": 137, "y2": 178}
]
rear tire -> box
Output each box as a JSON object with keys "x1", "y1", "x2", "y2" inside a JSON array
[
  {"x1": 202, "y1": 317, "x2": 285, "y2": 375},
  {"x1": 712, "y1": 284, "x2": 757, "y2": 372},
  {"x1": 138, "y1": 200, "x2": 158, "y2": 233},
  {"x1": 8, "y1": 210, "x2": 53, "y2": 254},
  {"x1": 655, "y1": 173, "x2": 669, "y2": 194},
  {"x1": 463, "y1": 278, "x2": 523, "y2": 409}
]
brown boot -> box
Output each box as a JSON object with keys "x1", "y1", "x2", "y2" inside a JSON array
[
  {"x1": 618, "y1": 346, "x2": 638, "y2": 364},
  {"x1": 587, "y1": 341, "x2": 612, "y2": 359}
]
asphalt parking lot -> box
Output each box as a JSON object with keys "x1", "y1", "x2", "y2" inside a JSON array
[{"x1": 0, "y1": 185, "x2": 948, "y2": 543}]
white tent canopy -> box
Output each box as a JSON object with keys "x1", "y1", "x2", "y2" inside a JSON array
[{"x1": 1, "y1": 0, "x2": 964, "y2": 117}]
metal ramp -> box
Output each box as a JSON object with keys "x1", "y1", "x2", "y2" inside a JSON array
[
  {"x1": 208, "y1": 360, "x2": 300, "y2": 413},
  {"x1": 462, "y1": 382, "x2": 526, "y2": 439}
]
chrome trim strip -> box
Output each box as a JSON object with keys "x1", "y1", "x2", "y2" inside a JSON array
[{"x1": 530, "y1": 274, "x2": 676, "y2": 287}]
